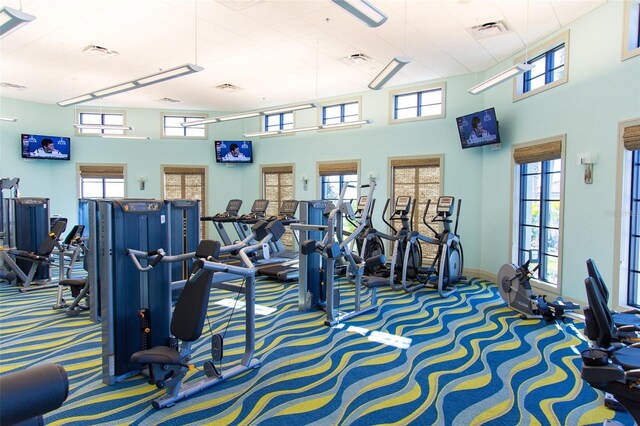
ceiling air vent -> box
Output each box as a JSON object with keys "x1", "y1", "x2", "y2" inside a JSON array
[
  {"x1": 469, "y1": 20, "x2": 511, "y2": 40},
  {"x1": 345, "y1": 53, "x2": 372, "y2": 64},
  {"x1": 216, "y1": 83, "x2": 239, "y2": 93},
  {"x1": 82, "y1": 45, "x2": 118, "y2": 57},
  {"x1": 0, "y1": 82, "x2": 28, "y2": 90},
  {"x1": 160, "y1": 97, "x2": 181, "y2": 103}
]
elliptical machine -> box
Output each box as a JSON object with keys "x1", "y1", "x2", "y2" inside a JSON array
[
  {"x1": 496, "y1": 258, "x2": 579, "y2": 321},
  {"x1": 400, "y1": 195, "x2": 465, "y2": 297}
]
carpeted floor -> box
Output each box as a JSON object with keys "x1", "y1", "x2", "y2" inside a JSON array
[{"x1": 0, "y1": 275, "x2": 633, "y2": 425}]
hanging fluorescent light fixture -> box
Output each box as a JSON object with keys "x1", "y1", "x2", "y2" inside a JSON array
[
  {"x1": 330, "y1": 0, "x2": 387, "y2": 27},
  {"x1": 181, "y1": 103, "x2": 318, "y2": 127},
  {"x1": 57, "y1": 63, "x2": 204, "y2": 107},
  {"x1": 262, "y1": 103, "x2": 317, "y2": 115},
  {"x1": 73, "y1": 124, "x2": 134, "y2": 131},
  {"x1": 242, "y1": 119, "x2": 371, "y2": 138},
  {"x1": 243, "y1": 130, "x2": 279, "y2": 138},
  {"x1": 217, "y1": 112, "x2": 261, "y2": 122},
  {"x1": 468, "y1": 63, "x2": 534, "y2": 95},
  {"x1": 0, "y1": 6, "x2": 35, "y2": 39},
  {"x1": 100, "y1": 135, "x2": 150, "y2": 140},
  {"x1": 368, "y1": 56, "x2": 412, "y2": 90},
  {"x1": 0, "y1": 116, "x2": 18, "y2": 122},
  {"x1": 321, "y1": 119, "x2": 370, "y2": 129}
]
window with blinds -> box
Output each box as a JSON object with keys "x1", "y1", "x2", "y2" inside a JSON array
[
  {"x1": 318, "y1": 161, "x2": 359, "y2": 203},
  {"x1": 390, "y1": 157, "x2": 441, "y2": 262},
  {"x1": 78, "y1": 164, "x2": 125, "y2": 198},
  {"x1": 513, "y1": 138, "x2": 564, "y2": 286},
  {"x1": 163, "y1": 167, "x2": 206, "y2": 239},
  {"x1": 262, "y1": 165, "x2": 294, "y2": 248},
  {"x1": 624, "y1": 123, "x2": 640, "y2": 307}
]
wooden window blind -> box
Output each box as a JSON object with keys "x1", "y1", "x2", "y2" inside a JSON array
[
  {"x1": 78, "y1": 165, "x2": 124, "y2": 179},
  {"x1": 623, "y1": 125, "x2": 640, "y2": 151},
  {"x1": 163, "y1": 167, "x2": 206, "y2": 239},
  {"x1": 513, "y1": 140, "x2": 562, "y2": 164},
  {"x1": 262, "y1": 165, "x2": 294, "y2": 248},
  {"x1": 391, "y1": 157, "x2": 441, "y2": 262},
  {"x1": 318, "y1": 161, "x2": 358, "y2": 176}
]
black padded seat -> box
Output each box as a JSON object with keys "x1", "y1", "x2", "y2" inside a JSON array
[
  {"x1": 612, "y1": 347, "x2": 640, "y2": 371},
  {"x1": 587, "y1": 259, "x2": 640, "y2": 327},
  {"x1": 131, "y1": 346, "x2": 181, "y2": 365},
  {"x1": 613, "y1": 312, "x2": 640, "y2": 328},
  {"x1": 363, "y1": 276, "x2": 389, "y2": 288}
]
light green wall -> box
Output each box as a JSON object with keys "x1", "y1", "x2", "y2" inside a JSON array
[
  {"x1": 1, "y1": 0, "x2": 638, "y2": 306},
  {"x1": 480, "y1": 0, "x2": 640, "y2": 302}
]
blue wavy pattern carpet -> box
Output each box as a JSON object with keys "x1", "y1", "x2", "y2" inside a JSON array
[{"x1": 0, "y1": 277, "x2": 633, "y2": 425}]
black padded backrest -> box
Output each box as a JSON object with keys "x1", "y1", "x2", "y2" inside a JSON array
[
  {"x1": 62, "y1": 224, "x2": 84, "y2": 246},
  {"x1": 37, "y1": 220, "x2": 67, "y2": 256},
  {"x1": 0, "y1": 363, "x2": 69, "y2": 425},
  {"x1": 195, "y1": 240, "x2": 221, "y2": 260},
  {"x1": 170, "y1": 262, "x2": 213, "y2": 342},
  {"x1": 252, "y1": 220, "x2": 269, "y2": 241},
  {"x1": 586, "y1": 258, "x2": 609, "y2": 303},
  {"x1": 584, "y1": 276, "x2": 616, "y2": 348},
  {"x1": 266, "y1": 220, "x2": 286, "y2": 242}
]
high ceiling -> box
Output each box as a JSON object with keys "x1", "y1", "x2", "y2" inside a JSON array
[{"x1": 0, "y1": 0, "x2": 605, "y2": 113}]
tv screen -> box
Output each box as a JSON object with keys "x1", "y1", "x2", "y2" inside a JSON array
[
  {"x1": 21, "y1": 134, "x2": 71, "y2": 160},
  {"x1": 215, "y1": 140, "x2": 253, "y2": 163},
  {"x1": 456, "y1": 107, "x2": 501, "y2": 149}
]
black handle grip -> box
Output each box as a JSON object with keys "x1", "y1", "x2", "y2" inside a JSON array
[{"x1": 148, "y1": 249, "x2": 165, "y2": 267}]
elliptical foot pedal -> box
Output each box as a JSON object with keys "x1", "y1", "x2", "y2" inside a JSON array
[
  {"x1": 212, "y1": 334, "x2": 223, "y2": 362},
  {"x1": 204, "y1": 361, "x2": 221, "y2": 378}
]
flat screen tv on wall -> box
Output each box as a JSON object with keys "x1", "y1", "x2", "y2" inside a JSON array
[
  {"x1": 456, "y1": 107, "x2": 501, "y2": 149},
  {"x1": 215, "y1": 140, "x2": 253, "y2": 163},
  {"x1": 21, "y1": 134, "x2": 71, "y2": 160}
]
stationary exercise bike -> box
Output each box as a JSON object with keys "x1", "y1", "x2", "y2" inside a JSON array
[{"x1": 497, "y1": 258, "x2": 579, "y2": 321}]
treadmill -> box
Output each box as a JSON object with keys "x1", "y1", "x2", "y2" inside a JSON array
[
  {"x1": 258, "y1": 200, "x2": 300, "y2": 281},
  {"x1": 200, "y1": 199, "x2": 243, "y2": 246}
]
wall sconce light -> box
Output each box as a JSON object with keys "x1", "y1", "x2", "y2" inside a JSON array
[
  {"x1": 300, "y1": 175, "x2": 309, "y2": 191},
  {"x1": 577, "y1": 152, "x2": 598, "y2": 184},
  {"x1": 368, "y1": 171, "x2": 377, "y2": 184},
  {"x1": 138, "y1": 177, "x2": 146, "y2": 191}
]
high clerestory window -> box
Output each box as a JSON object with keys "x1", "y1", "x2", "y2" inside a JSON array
[
  {"x1": 622, "y1": 0, "x2": 640, "y2": 60},
  {"x1": 523, "y1": 44, "x2": 565, "y2": 93},
  {"x1": 162, "y1": 113, "x2": 207, "y2": 138},
  {"x1": 77, "y1": 111, "x2": 127, "y2": 135},
  {"x1": 322, "y1": 101, "x2": 359, "y2": 125},
  {"x1": 390, "y1": 83, "x2": 445, "y2": 123},
  {"x1": 513, "y1": 32, "x2": 569, "y2": 101},
  {"x1": 265, "y1": 112, "x2": 293, "y2": 132}
]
